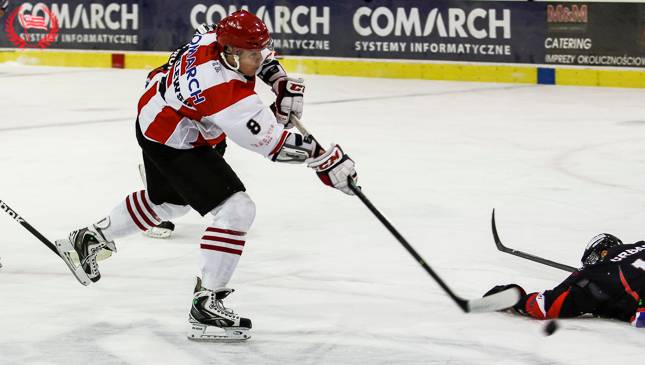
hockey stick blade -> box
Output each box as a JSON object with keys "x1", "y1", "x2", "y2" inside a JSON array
[
  {"x1": 465, "y1": 287, "x2": 522, "y2": 313},
  {"x1": 491, "y1": 209, "x2": 577, "y2": 273}
]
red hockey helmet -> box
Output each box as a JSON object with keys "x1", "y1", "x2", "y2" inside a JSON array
[{"x1": 215, "y1": 10, "x2": 270, "y2": 50}]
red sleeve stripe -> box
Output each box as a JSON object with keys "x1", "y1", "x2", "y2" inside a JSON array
[
  {"x1": 269, "y1": 131, "x2": 290, "y2": 157},
  {"x1": 137, "y1": 82, "x2": 158, "y2": 114},
  {"x1": 205, "y1": 227, "x2": 246, "y2": 236},
  {"x1": 141, "y1": 190, "x2": 162, "y2": 222},
  {"x1": 143, "y1": 107, "x2": 184, "y2": 144},
  {"x1": 524, "y1": 293, "x2": 546, "y2": 319},
  {"x1": 200, "y1": 244, "x2": 243, "y2": 256},
  {"x1": 202, "y1": 235, "x2": 245, "y2": 246},
  {"x1": 619, "y1": 267, "x2": 641, "y2": 302},
  {"x1": 125, "y1": 195, "x2": 148, "y2": 231},
  {"x1": 545, "y1": 289, "x2": 571, "y2": 319}
]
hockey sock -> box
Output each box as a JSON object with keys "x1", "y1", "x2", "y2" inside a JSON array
[
  {"x1": 99, "y1": 190, "x2": 190, "y2": 241},
  {"x1": 200, "y1": 192, "x2": 256, "y2": 289}
]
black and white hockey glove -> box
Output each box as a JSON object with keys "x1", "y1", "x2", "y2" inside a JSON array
[
  {"x1": 0, "y1": 0, "x2": 9, "y2": 15},
  {"x1": 271, "y1": 77, "x2": 305, "y2": 129},
  {"x1": 306, "y1": 144, "x2": 357, "y2": 195},
  {"x1": 484, "y1": 284, "x2": 527, "y2": 314}
]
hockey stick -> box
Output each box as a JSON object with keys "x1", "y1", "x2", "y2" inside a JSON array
[
  {"x1": 347, "y1": 180, "x2": 520, "y2": 312},
  {"x1": 491, "y1": 209, "x2": 577, "y2": 273},
  {"x1": 0, "y1": 199, "x2": 92, "y2": 285},
  {"x1": 289, "y1": 116, "x2": 521, "y2": 312}
]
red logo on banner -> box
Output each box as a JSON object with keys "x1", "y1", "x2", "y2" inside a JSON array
[{"x1": 4, "y1": 4, "x2": 59, "y2": 48}]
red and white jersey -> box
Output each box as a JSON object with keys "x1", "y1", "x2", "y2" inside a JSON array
[{"x1": 137, "y1": 32, "x2": 287, "y2": 158}]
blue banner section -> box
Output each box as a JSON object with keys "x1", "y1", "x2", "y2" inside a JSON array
[{"x1": 0, "y1": 1, "x2": 642, "y2": 67}]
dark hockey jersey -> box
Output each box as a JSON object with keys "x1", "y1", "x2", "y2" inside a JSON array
[{"x1": 518, "y1": 242, "x2": 645, "y2": 322}]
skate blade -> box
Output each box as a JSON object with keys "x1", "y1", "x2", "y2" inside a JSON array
[
  {"x1": 54, "y1": 239, "x2": 91, "y2": 286},
  {"x1": 143, "y1": 227, "x2": 172, "y2": 239},
  {"x1": 187, "y1": 322, "x2": 251, "y2": 342}
]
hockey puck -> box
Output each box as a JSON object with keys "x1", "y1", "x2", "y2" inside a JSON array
[{"x1": 543, "y1": 320, "x2": 558, "y2": 336}]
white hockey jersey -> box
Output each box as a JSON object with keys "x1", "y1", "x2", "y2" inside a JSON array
[{"x1": 137, "y1": 32, "x2": 288, "y2": 158}]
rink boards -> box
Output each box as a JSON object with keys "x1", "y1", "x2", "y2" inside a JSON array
[{"x1": 0, "y1": 48, "x2": 644, "y2": 88}]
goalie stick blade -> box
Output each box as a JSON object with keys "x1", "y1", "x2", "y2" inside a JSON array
[{"x1": 465, "y1": 287, "x2": 522, "y2": 313}]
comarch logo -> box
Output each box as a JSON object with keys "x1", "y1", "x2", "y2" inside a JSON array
[
  {"x1": 353, "y1": 7, "x2": 511, "y2": 39},
  {"x1": 190, "y1": 4, "x2": 330, "y2": 35},
  {"x1": 17, "y1": 2, "x2": 138, "y2": 30}
]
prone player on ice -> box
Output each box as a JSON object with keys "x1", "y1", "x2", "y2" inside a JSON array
[
  {"x1": 485, "y1": 234, "x2": 645, "y2": 327},
  {"x1": 55, "y1": 10, "x2": 358, "y2": 341}
]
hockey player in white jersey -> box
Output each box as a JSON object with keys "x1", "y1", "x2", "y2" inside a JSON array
[{"x1": 55, "y1": 10, "x2": 358, "y2": 341}]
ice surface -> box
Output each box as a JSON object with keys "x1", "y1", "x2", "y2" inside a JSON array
[{"x1": 1, "y1": 63, "x2": 644, "y2": 364}]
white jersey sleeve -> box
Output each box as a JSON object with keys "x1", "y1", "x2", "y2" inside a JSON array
[{"x1": 203, "y1": 94, "x2": 286, "y2": 158}]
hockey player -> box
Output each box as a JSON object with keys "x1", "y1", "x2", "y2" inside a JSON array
[
  {"x1": 0, "y1": 1, "x2": 9, "y2": 18},
  {"x1": 55, "y1": 10, "x2": 358, "y2": 341},
  {"x1": 485, "y1": 233, "x2": 645, "y2": 327}
]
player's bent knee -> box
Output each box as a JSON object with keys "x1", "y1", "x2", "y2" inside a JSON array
[{"x1": 211, "y1": 192, "x2": 256, "y2": 228}]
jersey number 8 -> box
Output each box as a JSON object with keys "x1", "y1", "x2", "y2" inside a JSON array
[{"x1": 247, "y1": 119, "x2": 261, "y2": 135}]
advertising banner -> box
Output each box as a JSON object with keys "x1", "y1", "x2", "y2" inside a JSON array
[
  {"x1": 0, "y1": 1, "x2": 642, "y2": 68},
  {"x1": 544, "y1": 2, "x2": 645, "y2": 67}
]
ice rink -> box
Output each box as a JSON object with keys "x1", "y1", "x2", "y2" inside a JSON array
[{"x1": 1, "y1": 63, "x2": 644, "y2": 364}]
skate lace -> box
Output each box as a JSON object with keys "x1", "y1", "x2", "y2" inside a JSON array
[
  {"x1": 210, "y1": 292, "x2": 240, "y2": 320},
  {"x1": 76, "y1": 230, "x2": 107, "y2": 275}
]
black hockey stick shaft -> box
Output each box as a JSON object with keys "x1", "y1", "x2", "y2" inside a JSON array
[
  {"x1": 348, "y1": 178, "x2": 469, "y2": 312},
  {"x1": 0, "y1": 199, "x2": 59, "y2": 255},
  {"x1": 491, "y1": 209, "x2": 577, "y2": 272}
]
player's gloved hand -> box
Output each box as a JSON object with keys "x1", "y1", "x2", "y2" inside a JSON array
[
  {"x1": 271, "y1": 77, "x2": 305, "y2": 129},
  {"x1": 306, "y1": 144, "x2": 357, "y2": 195},
  {"x1": 631, "y1": 301, "x2": 645, "y2": 328},
  {"x1": 484, "y1": 284, "x2": 527, "y2": 314}
]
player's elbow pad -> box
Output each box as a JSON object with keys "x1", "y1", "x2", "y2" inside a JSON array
[{"x1": 271, "y1": 132, "x2": 320, "y2": 164}]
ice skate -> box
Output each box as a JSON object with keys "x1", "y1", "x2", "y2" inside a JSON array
[
  {"x1": 55, "y1": 221, "x2": 116, "y2": 286},
  {"x1": 188, "y1": 277, "x2": 251, "y2": 342}
]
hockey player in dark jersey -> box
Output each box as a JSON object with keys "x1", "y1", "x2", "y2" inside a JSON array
[{"x1": 485, "y1": 233, "x2": 645, "y2": 327}]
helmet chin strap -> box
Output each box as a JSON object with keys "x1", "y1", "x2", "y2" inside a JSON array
[{"x1": 220, "y1": 52, "x2": 241, "y2": 71}]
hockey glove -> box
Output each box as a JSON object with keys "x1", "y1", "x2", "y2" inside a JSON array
[
  {"x1": 306, "y1": 144, "x2": 357, "y2": 196},
  {"x1": 271, "y1": 77, "x2": 305, "y2": 129},
  {"x1": 484, "y1": 284, "x2": 527, "y2": 314},
  {"x1": 631, "y1": 301, "x2": 645, "y2": 328}
]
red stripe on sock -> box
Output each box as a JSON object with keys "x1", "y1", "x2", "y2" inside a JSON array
[
  {"x1": 200, "y1": 244, "x2": 243, "y2": 255},
  {"x1": 202, "y1": 235, "x2": 245, "y2": 246},
  {"x1": 126, "y1": 195, "x2": 147, "y2": 231},
  {"x1": 141, "y1": 191, "x2": 161, "y2": 223},
  {"x1": 132, "y1": 192, "x2": 155, "y2": 228},
  {"x1": 205, "y1": 227, "x2": 246, "y2": 236}
]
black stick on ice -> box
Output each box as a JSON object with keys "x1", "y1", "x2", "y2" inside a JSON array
[
  {"x1": 0, "y1": 199, "x2": 59, "y2": 255},
  {"x1": 491, "y1": 209, "x2": 577, "y2": 273},
  {"x1": 289, "y1": 115, "x2": 520, "y2": 312},
  {"x1": 349, "y1": 180, "x2": 522, "y2": 312}
]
